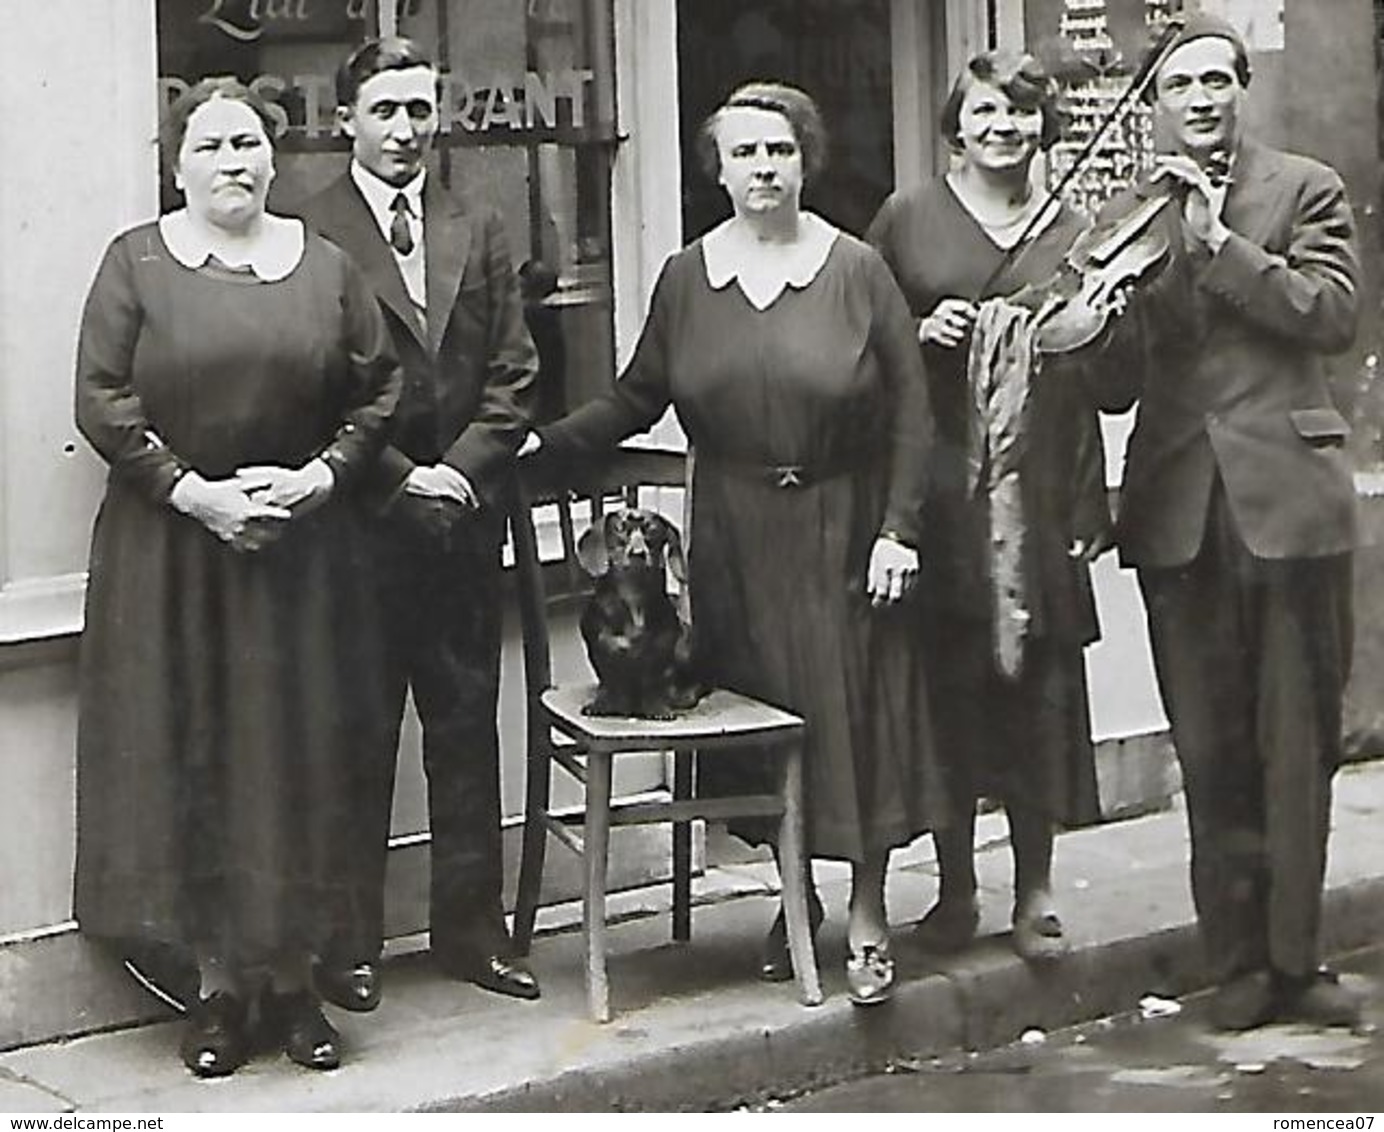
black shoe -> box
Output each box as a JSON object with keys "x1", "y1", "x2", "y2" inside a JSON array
[
  {"x1": 757, "y1": 893, "x2": 825, "y2": 983},
  {"x1": 438, "y1": 951, "x2": 541, "y2": 1000},
  {"x1": 180, "y1": 992, "x2": 248, "y2": 1078},
  {"x1": 1209, "y1": 970, "x2": 1276, "y2": 1031},
  {"x1": 314, "y1": 960, "x2": 381, "y2": 1013},
  {"x1": 1275, "y1": 968, "x2": 1363, "y2": 1029},
  {"x1": 261, "y1": 989, "x2": 341, "y2": 1071}
]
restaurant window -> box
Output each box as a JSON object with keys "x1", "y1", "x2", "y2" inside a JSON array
[{"x1": 155, "y1": 0, "x2": 620, "y2": 421}]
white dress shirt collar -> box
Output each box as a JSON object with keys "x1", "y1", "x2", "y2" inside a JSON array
[
  {"x1": 350, "y1": 160, "x2": 427, "y2": 312},
  {"x1": 350, "y1": 160, "x2": 425, "y2": 240}
]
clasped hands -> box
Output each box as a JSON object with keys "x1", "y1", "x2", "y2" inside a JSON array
[{"x1": 170, "y1": 461, "x2": 334, "y2": 552}]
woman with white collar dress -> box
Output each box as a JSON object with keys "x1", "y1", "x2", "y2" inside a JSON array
[
  {"x1": 529, "y1": 82, "x2": 942, "y2": 1005},
  {"x1": 72, "y1": 77, "x2": 399, "y2": 1077}
]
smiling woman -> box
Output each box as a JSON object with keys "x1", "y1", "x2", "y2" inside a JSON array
[{"x1": 866, "y1": 48, "x2": 1109, "y2": 968}]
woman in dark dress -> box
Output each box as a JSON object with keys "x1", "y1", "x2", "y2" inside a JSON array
[
  {"x1": 73, "y1": 79, "x2": 399, "y2": 1076},
  {"x1": 867, "y1": 51, "x2": 1111, "y2": 962},
  {"x1": 526, "y1": 83, "x2": 942, "y2": 1005}
]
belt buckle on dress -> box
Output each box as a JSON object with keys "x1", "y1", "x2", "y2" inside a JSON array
[{"x1": 773, "y1": 465, "x2": 805, "y2": 489}]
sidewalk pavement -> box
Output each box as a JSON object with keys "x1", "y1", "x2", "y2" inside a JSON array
[{"x1": 4, "y1": 758, "x2": 1383, "y2": 1114}]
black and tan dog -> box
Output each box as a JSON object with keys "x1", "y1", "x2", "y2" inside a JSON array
[{"x1": 576, "y1": 508, "x2": 703, "y2": 719}]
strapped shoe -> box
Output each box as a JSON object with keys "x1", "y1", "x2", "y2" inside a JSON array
[{"x1": 846, "y1": 940, "x2": 896, "y2": 1007}]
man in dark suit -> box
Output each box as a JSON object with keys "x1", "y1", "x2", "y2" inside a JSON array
[
  {"x1": 1098, "y1": 15, "x2": 1361, "y2": 1030},
  {"x1": 300, "y1": 37, "x2": 539, "y2": 1007}
]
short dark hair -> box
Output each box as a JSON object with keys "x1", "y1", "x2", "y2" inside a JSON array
[
  {"x1": 336, "y1": 36, "x2": 436, "y2": 107},
  {"x1": 696, "y1": 81, "x2": 829, "y2": 186},
  {"x1": 939, "y1": 50, "x2": 1062, "y2": 152},
  {"x1": 160, "y1": 77, "x2": 278, "y2": 160}
]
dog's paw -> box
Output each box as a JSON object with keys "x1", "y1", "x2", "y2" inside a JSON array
[
  {"x1": 670, "y1": 684, "x2": 705, "y2": 712},
  {"x1": 582, "y1": 690, "x2": 632, "y2": 717}
]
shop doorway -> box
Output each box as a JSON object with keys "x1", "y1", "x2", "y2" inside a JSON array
[{"x1": 676, "y1": 0, "x2": 895, "y2": 239}]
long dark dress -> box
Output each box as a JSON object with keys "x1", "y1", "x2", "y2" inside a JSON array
[
  {"x1": 867, "y1": 180, "x2": 1105, "y2": 825},
  {"x1": 542, "y1": 230, "x2": 943, "y2": 861},
  {"x1": 72, "y1": 221, "x2": 399, "y2": 965}
]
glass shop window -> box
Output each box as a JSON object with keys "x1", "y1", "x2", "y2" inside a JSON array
[
  {"x1": 155, "y1": 0, "x2": 619, "y2": 422},
  {"x1": 1025, "y1": 0, "x2": 1181, "y2": 216}
]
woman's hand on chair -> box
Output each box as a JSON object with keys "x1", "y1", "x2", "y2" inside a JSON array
[{"x1": 867, "y1": 535, "x2": 919, "y2": 607}]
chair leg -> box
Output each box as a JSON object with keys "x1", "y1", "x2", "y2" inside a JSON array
[
  {"x1": 777, "y1": 743, "x2": 823, "y2": 1007},
  {"x1": 584, "y1": 752, "x2": 613, "y2": 1023},
  {"x1": 513, "y1": 738, "x2": 553, "y2": 956},
  {"x1": 672, "y1": 748, "x2": 694, "y2": 943}
]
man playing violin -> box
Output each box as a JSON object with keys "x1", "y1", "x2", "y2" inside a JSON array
[{"x1": 1096, "y1": 14, "x2": 1362, "y2": 1031}]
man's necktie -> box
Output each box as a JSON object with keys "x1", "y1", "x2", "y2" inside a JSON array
[{"x1": 389, "y1": 193, "x2": 415, "y2": 256}]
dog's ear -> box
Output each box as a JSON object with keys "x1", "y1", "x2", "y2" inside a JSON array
[
  {"x1": 658, "y1": 517, "x2": 688, "y2": 585},
  {"x1": 576, "y1": 517, "x2": 612, "y2": 577}
]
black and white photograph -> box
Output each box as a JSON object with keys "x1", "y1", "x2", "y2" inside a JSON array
[{"x1": 1, "y1": 0, "x2": 1383, "y2": 1117}]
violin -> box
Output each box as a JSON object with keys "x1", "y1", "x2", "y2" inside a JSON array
[
  {"x1": 1012, "y1": 148, "x2": 1231, "y2": 354},
  {"x1": 968, "y1": 14, "x2": 1203, "y2": 354}
]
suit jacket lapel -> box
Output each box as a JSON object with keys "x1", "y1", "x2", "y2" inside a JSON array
[
  {"x1": 325, "y1": 177, "x2": 427, "y2": 350},
  {"x1": 1221, "y1": 140, "x2": 1284, "y2": 245},
  {"x1": 424, "y1": 182, "x2": 473, "y2": 355}
]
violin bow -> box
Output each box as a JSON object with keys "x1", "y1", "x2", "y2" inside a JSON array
[{"x1": 979, "y1": 14, "x2": 1188, "y2": 295}]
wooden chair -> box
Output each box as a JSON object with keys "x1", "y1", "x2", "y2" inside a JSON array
[{"x1": 508, "y1": 447, "x2": 823, "y2": 1022}]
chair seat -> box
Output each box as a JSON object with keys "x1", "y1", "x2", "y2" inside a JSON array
[{"x1": 540, "y1": 684, "x2": 804, "y2": 752}]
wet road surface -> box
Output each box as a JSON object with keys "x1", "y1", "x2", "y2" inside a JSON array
[{"x1": 774, "y1": 947, "x2": 1384, "y2": 1112}]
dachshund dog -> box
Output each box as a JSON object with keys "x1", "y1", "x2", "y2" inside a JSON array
[{"x1": 576, "y1": 507, "x2": 704, "y2": 719}]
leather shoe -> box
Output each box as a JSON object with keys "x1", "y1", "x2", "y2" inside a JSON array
[
  {"x1": 1209, "y1": 970, "x2": 1276, "y2": 1031},
  {"x1": 179, "y1": 992, "x2": 248, "y2": 1078},
  {"x1": 1275, "y1": 968, "x2": 1363, "y2": 1029},
  {"x1": 439, "y1": 951, "x2": 541, "y2": 1000},
  {"x1": 261, "y1": 989, "x2": 341, "y2": 1071},
  {"x1": 314, "y1": 960, "x2": 381, "y2": 1013}
]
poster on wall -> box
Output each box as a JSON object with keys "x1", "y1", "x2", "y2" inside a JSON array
[{"x1": 1197, "y1": 0, "x2": 1286, "y2": 50}]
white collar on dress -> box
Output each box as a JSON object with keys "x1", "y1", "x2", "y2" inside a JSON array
[
  {"x1": 701, "y1": 211, "x2": 840, "y2": 297},
  {"x1": 158, "y1": 209, "x2": 304, "y2": 282}
]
